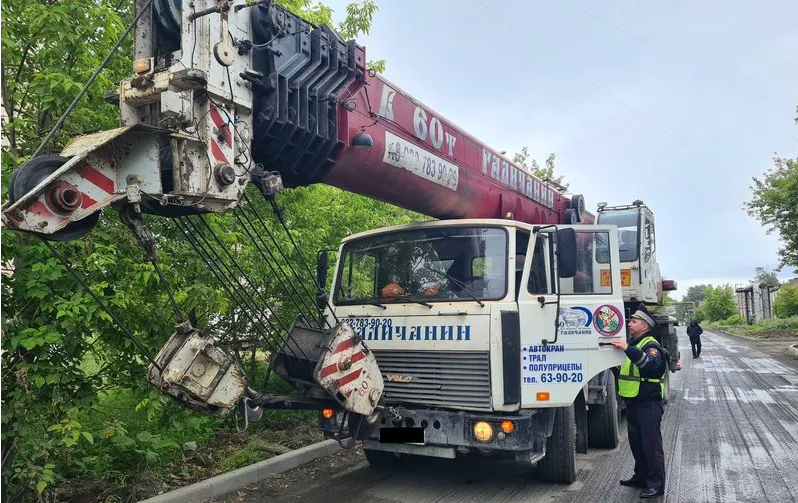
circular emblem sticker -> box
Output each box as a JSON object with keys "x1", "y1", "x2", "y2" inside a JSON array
[{"x1": 593, "y1": 304, "x2": 623, "y2": 336}]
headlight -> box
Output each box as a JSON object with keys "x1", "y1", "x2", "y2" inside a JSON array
[{"x1": 473, "y1": 421, "x2": 494, "y2": 442}]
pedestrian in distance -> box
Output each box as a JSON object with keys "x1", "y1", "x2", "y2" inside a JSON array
[
  {"x1": 611, "y1": 303, "x2": 667, "y2": 499},
  {"x1": 687, "y1": 320, "x2": 703, "y2": 358}
]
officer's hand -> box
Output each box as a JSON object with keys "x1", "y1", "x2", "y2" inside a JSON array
[{"x1": 610, "y1": 340, "x2": 628, "y2": 351}]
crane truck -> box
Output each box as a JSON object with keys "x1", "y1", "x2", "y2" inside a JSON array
[{"x1": 0, "y1": 0, "x2": 678, "y2": 483}]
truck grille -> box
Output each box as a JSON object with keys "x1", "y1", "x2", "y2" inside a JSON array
[{"x1": 372, "y1": 351, "x2": 492, "y2": 411}]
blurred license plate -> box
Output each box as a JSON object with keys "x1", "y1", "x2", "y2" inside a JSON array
[{"x1": 379, "y1": 427, "x2": 425, "y2": 444}]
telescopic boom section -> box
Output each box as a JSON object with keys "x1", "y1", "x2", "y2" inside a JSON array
[
  {"x1": 1, "y1": 2, "x2": 589, "y2": 240},
  {"x1": 317, "y1": 72, "x2": 591, "y2": 226}
]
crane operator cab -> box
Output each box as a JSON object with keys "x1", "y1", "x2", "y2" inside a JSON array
[{"x1": 595, "y1": 200, "x2": 662, "y2": 306}]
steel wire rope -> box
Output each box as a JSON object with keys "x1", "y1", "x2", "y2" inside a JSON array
[
  {"x1": 30, "y1": 0, "x2": 155, "y2": 160},
  {"x1": 266, "y1": 196, "x2": 342, "y2": 326},
  {"x1": 233, "y1": 204, "x2": 320, "y2": 325},
  {"x1": 173, "y1": 218, "x2": 294, "y2": 383},
  {"x1": 41, "y1": 240, "x2": 163, "y2": 372},
  {"x1": 180, "y1": 216, "x2": 316, "y2": 372},
  {"x1": 173, "y1": 218, "x2": 298, "y2": 366},
  {"x1": 191, "y1": 215, "x2": 310, "y2": 355},
  {"x1": 241, "y1": 193, "x2": 333, "y2": 325}
]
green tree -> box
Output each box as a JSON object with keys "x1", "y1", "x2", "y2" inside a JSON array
[
  {"x1": 1, "y1": 0, "x2": 391, "y2": 498},
  {"x1": 512, "y1": 148, "x2": 568, "y2": 189},
  {"x1": 754, "y1": 266, "x2": 780, "y2": 286},
  {"x1": 683, "y1": 284, "x2": 709, "y2": 306},
  {"x1": 745, "y1": 155, "x2": 798, "y2": 272},
  {"x1": 699, "y1": 285, "x2": 738, "y2": 322},
  {"x1": 774, "y1": 283, "x2": 798, "y2": 318}
]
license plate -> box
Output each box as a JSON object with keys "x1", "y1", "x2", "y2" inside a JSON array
[{"x1": 379, "y1": 427, "x2": 425, "y2": 444}]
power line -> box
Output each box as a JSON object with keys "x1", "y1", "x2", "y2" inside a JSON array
[
  {"x1": 555, "y1": 0, "x2": 793, "y2": 110},
  {"x1": 471, "y1": 0, "x2": 728, "y2": 174}
]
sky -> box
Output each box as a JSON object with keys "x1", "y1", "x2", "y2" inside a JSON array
[{"x1": 327, "y1": 0, "x2": 798, "y2": 299}]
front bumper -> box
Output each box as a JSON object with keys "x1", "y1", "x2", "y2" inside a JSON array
[{"x1": 320, "y1": 407, "x2": 555, "y2": 454}]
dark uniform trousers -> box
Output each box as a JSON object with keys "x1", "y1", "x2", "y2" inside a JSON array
[{"x1": 626, "y1": 399, "x2": 665, "y2": 491}]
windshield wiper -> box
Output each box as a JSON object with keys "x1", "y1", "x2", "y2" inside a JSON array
[
  {"x1": 423, "y1": 266, "x2": 485, "y2": 307},
  {"x1": 367, "y1": 301, "x2": 387, "y2": 310},
  {"x1": 394, "y1": 296, "x2": 433, "y2": 309}
]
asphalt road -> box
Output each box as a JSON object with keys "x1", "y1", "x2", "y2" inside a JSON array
[{"x1": 215, "y1": 329, "x2": 798, "y2": 503}]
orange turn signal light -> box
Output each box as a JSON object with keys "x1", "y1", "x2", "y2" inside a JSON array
[
  {"x1": 536, "y1": 392, "x2": 550, "y2": 401},
  {"x1": 500, "y1": 420, "x2": 515, "y2": 434},
  {"x1": 322, "y1": 408, "x2": 334, "y2": 419},
  {"x1": 134, "y1": 57, "x2": 152, "y2": 74}
]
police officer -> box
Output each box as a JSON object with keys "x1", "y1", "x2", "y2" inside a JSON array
[{"x1": 611, "y1": 304, "x2": 667, "y2": 499}]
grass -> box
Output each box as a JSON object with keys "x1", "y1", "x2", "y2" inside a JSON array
[
  {"x1": 44, "y1": 366, "x2": 323, "y2": 502},
  {"x1": 706, "y1": 316, "x2": 798, "y2": 338}
]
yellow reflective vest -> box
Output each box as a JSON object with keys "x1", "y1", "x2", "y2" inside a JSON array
[{"x1": 618, "y1": 335, "x2": 665, "y2": 399}]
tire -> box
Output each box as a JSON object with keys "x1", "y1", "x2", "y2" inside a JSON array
[
  {"x1": 587, "y1": 372, "x2": 620, "y2": 448},
  {"x1": 538, "y1": 405, "x2": 576, "y2": 484},
  {"x1": 364, "y1": 448, "x2": 404, "y2": 468}
]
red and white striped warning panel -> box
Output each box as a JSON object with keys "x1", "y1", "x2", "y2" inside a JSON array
[
  {"x1": 5, "y1": 145, "x2": 121, "y2": 234},
  {"x1": 208, "y1": 102, "x2": 233, "y2": 166},
  {"x1": 315, "y1": 322, "x2": 384, "y2": 416}
]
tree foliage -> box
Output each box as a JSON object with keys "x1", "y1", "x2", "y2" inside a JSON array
[
  {"x1": 512, "y1": 148, "x2": 568, "y2": 189},
  {"x1": 753, "y1": 266, "x2": 780, "y2": 287},
  {"x1": 745, "y1": 155, "x2": 798, "y2": 272},
  {"x1": 682, "y1": 284, "x2": 709, "y2": 305},
  {"x1": 774, "y1": 283, "x2": 798, "y2": 318},
  {"x1": 1, "y1": 0, "x2": 396, "y2": 499},
  {"x1": 694, "y1": 285, "x2": 737, "y2": 322}
]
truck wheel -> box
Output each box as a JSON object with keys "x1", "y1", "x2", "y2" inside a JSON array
[
  {"x1": 538, "y1": 405, "x2": 576, "y2": 484},
  {"x1": 587, "y1": 372, "x2": 620, "y2": 448},
  {"x1": 364, "y1": 448, "x2": 404, "y2": 468}
]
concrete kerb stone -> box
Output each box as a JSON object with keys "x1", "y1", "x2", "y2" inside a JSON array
[{"x1": 139, "y1": 439, "x2": 343, "y2": 503}]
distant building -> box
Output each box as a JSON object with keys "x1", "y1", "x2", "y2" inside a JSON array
[
  {"x1": 735, "y1": 282, "x2": 779, "y2": 323},
  {"x1": 735, "y1": 279, "x2": 798, "y2": 323}
]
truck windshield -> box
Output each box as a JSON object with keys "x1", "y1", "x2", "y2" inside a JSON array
[
  {"x1": 334, "y1": 226, "x2": 508, "y2": 305},
  {"x1": 596, "y1": 208, "x2": 639, "y2": 262}
]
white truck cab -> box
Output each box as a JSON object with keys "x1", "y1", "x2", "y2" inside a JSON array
[{"x1": 317, "y1": 219, "x2": 627, "y2": 482}]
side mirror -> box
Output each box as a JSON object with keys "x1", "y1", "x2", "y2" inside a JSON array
[{"x1": 556, "y1": 228, "x2": 577, "y2": 278}]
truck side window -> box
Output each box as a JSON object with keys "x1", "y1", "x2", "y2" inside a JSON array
[
  {"x1": 527, "y1": 234, "x2": 549, "y2": 295},
  {"x1": 515, "y1": 230, "x2": 530, "y2": 298},
  {"x1": 560, "y1": 231, "x2": 613, "y2": 295},
  {"x1": 644, "y1": 217, "x2": 655, "y2": 262}
]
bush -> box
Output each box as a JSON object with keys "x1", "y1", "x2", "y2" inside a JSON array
[
  {"x1": 723, "y1": 314, "x2": 745, "y2": 326},
  {"x1": 774, "y1": 284, "x2": 798, "y2": 318},
  {"x1": 708, "y1": 315, "x2": 798, "y2": 337}
]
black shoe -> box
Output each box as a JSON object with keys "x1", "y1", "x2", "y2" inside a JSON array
[
  {"x1": 619, "y1": 477, "x2": 645, "y2": 488},
  {"x1": 692, "y1": 355, "x2": 698, "y2": 359},
  {"x1": 640, "y1": 488, "x2": 664, "y2": 498}
]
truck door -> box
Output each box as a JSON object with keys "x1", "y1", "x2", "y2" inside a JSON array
[{"x1": 517, "y1": 226, "x2": 627, "y2": 408}]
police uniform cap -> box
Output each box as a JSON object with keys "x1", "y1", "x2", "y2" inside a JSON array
[{"x1": 630, "y1": 303, "x2": 656, "y2": 329}]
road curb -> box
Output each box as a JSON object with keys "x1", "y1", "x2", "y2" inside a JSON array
[{"x1": 138, "y1": 439, "x2": 343, "y2": 503}]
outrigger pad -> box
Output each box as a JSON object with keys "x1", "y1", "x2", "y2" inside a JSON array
[
  {"x1": 148, "y1": 322, "x2": 246, "y2": 416},
  {"x1": 273, "y1": 317, "x2": 384, "y2": 416}
]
